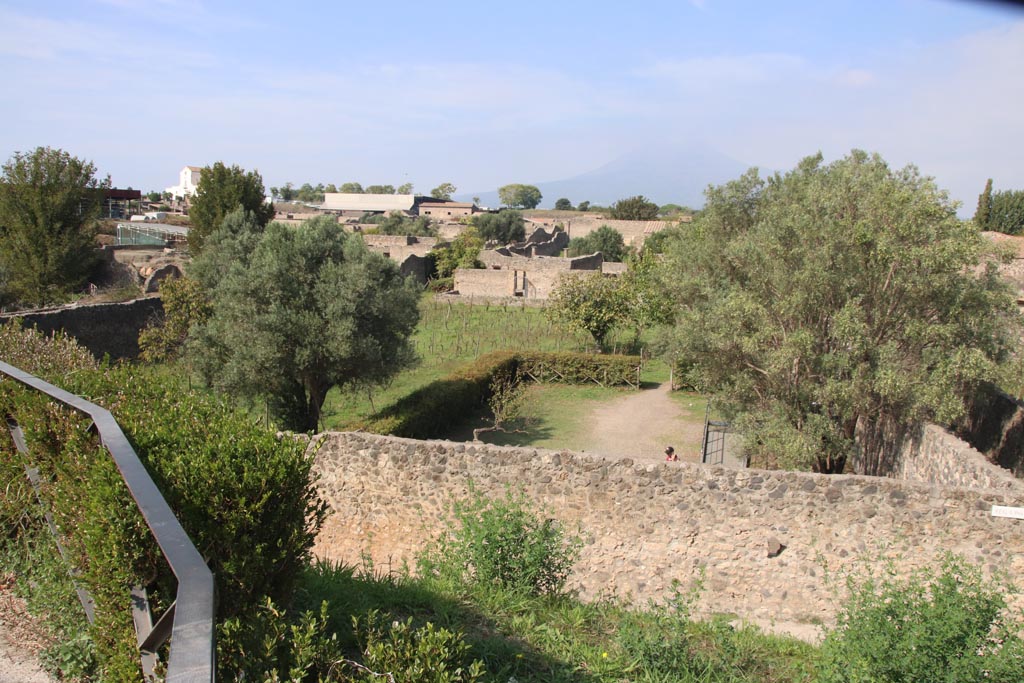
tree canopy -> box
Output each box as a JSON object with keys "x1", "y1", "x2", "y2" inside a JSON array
[
  {"x1": 430, "y1": 182, "x2": 457, "y2": 200},
  {"x1": 472, "y1": 210, "x2": 526, "y2": 244},
  {"x1": 188, "y1": 162, "x2": 274, "y2": 254},
  {"x1": 498, "y1": 184, "x2": 542, "y2": 209},
  {"x1": 546, "y1": 272, "x2": 627, "y2": 350},
  {"x1": 339, "y1": 182, "x2": 364, "y2": 194},
  {"x1": 0, "y1": 146, "x2": 104, "y2": 305},
  {"x1": 566, "y1": 225, "x2": 627, "y2": 261},
  {"x1": 372, "y1": 212, "x2": 437, "y2": 237},
  {"x1": 187, "y1": 211, "x2": 421, "y2": 431},
  {"x1": 554, "y1": 198, "x2": 573, "y2": 211},
  {"x1": 609, "y1": 195, "x2": 659, "y2": 220},
  {"x1": 988, "y1": 190, "x2": 1024, "y2": 235},
  {"x1": 365, "y1": 184, "x2": 396, "y2": 195},
  {"x1": 433, "y1": 227, "x2": 484, "y2": 279},
  {"x1": 660, "y1": 151, "x2": 1021, "y2": 474}
]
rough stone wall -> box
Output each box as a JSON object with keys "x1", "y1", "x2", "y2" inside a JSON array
[
  {"x1": 563, "y1": 219, "x2": 669, "y2": 246},
  {"x1": 454, "y1": 268, "x2": 512, "y2": 297},
  {"x1": 2, "y1": 298, "x2": 163, "y2": 360},
  {"x1": 312, "y1": 432, "x2": 1024, "y2": 628},
  {"x1": 398, "y1": 254, "x2": 430, "y2": 285},
  {"x1": 959, "y1": 387, "x2": 1024, "y2": 479},
  {"x1": 895, "y1": 424, "x2": 1024, "y2": 492}
]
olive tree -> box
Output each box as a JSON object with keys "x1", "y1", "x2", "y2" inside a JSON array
[
  {"x1": 188, "y1": 161, "x2": 274, "y2": 254},
  {"x1": 662, "y1": 151, "x2": 1022, "y2": 473},
  {"x1": 0, "y1": 146, "x2": 104, "y2": 305},
  {"x1": 188, "y1": 211, "x2": 421, "y2": 431}
]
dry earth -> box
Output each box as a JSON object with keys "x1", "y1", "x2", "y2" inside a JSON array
[{"x1": 0, "y1": 577, "x2": 50, "y2": 683}]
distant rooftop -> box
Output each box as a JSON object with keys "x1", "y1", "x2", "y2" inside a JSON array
[{"x1": 322, "y1": 193, "x2": 416, "y2": 212}]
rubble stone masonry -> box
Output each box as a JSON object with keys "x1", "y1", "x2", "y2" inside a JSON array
[{"x1": 312, "y1": 431, "x2": 1024, "y2": 628}]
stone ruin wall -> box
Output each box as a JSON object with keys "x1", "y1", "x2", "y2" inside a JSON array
[
  {"x1": 895, "y1": 423, "x2": 1022, "y2": 490},
  {"x1": 1, "y1": 298, "x2": 163, "y2": 360},
  {"x1": 312, "y1": 431, "x2": 1024, "y2": 629}
]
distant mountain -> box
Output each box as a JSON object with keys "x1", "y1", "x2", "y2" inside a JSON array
[{"x1": 462, "y1": 142, "x2": 753, "y2": 210}]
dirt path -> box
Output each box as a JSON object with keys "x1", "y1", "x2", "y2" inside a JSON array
[{"x1": 577, "y1": 382, "x2": 706, "y2": 464}]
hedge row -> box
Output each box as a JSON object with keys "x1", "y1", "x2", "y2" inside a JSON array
[
  {"x1": 357, "y1": 350, "x2": 641, "y2": 439},
  {"x1": 0, "y1": 322, "x2": 326, "y2": 680}
]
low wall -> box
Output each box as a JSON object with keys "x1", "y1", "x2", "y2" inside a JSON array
[
  {"x1": 1, "y1": 297, "x2": 163, "y2": 360},
  {"x1": 896, "y1": 424, "x2": 1024, "y2": 492},
  {"x1": 959, "y1": 386, "x2": 1024, "y2": 479},
  {"x1": 312, "y1": 432, "x2": 1024, "y2": 629}
]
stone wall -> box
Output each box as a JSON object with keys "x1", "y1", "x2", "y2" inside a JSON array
[
  {"x1": 561, "y1": 218, "x2": 669, "y2": 247},
  {"x1": 1, "y1": 297, "x2": 163, "y2": 360},
  {"x1": 958, "y1": 386, "x2": 1024, "y2": 479},
  {"x1": 312, "y1": 432, "x2": 1024, "y2": 629},
  {"x1": 895, "y1": 424, "x2": 1024, "y2": 492}
]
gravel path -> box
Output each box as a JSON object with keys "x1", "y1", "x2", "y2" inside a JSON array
[
  {"x1": 577, "y1": 382, "x2": 706, "y2": 463},
  {"x1": 0, "y1": 581, "x2": 50, "y2": 683}
]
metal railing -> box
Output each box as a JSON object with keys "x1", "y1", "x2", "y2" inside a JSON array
[{"x1": 1, "y1": 361, "x2": 215, "y2": 682}]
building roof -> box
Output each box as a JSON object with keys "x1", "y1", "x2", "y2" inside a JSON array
[
  {"x1": 419, "y1": 202, "x2": 474, "y2": 208},
  {"x1": 116, "y1": 222, "x2": 189, "y2": 235},
  {"x1": 186, "y1": 165, "x2": 203, "y2": 171},
  {"x1": 322, "y1": 193, "x2": 416, "y2": 212}
]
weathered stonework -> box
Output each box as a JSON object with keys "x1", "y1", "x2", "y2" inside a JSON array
[
  {"x1": 312, "y1": 432, "x2": 1024, "y2": 629},
  {"x1": 2, "y1": 297, "x2": 163, "y2": 360}
]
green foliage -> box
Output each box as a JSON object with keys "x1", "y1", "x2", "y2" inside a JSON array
[
  {"x1": 339, "y1": 181, "x2": 364, "y2": 194},
  {"x1": 0, "y1": 324, "x2": 327, "y2": 679},
  {"x1": 366, "y1": 184, "x2": 396, "y2": 195},
  {"x1": 419, "y1": 488, "x2": 581, "y2": 597},
  {"x1": 988, "y1": 189, "x2": 1024, "y2": 235},
  {"x1": 640, "y1": 224, "x2": 683, "y2": 254},
  {"x1": 431, "y1": 182, "x2": 457, "y2": 200},
  {"x1": 820, "y1": 555, "x2": 1024, "y2": 683},
  {"x1": 546, "y1": 272, "x2": 628, "y2": 350},
  {"x1": 566, "y1": 225, "x2": 627, "y2": 261},
  {"x1": 338, "y1": 610, "x2": 485, "y2": 683},
  {"x1": 434, "y1": 227, "x2": 484, "y2": 279},
  {"x1": 576, "y1": 200, "x2": 590, "y2": 212},
  {"x1": 188, "y1": 161, "x2": 274, "y2": 254},
  {"x1": 472, "y1": 209, "x2": 526, "y2": 244},
  {"x1": 554, "y1": 197, "x2": 573, "y2": 211},
  {"x1": 609, "y1": 195, "x2": 659, "y2": 220},
  {"x1": 375, "y1": 211, "x2": 437, "y2": 236},
  {"x1": 975, "y1": 178, "x2": 993, "y2": 228},
  {"x1": 498, "y1": 183, "x2": 543, "y2": 209},
  {"x1": 662, "y1": 151, "x2": 1022, "y2": 473},
  {"x1": 620, "y1": 249, "x2": 675, "y2": 342},
  {"x1": 137, "y1": 276, "x2": 211, "y2": 362},
  {"x1": 0, "y1": 146, "x2": 104, "y2": 305},
  {"x1": 189, "y1": 214, "x2": 421, "y2": 431},
  {"x1": 296, "y1": 182, "x2": 326, "y2": 203}
]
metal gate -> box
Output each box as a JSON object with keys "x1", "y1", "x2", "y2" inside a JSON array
[{"x1": 700, "y1": 403, "x2": 731, "y2": 466}]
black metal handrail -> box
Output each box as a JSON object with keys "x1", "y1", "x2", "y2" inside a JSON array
[{"x1": 0, "y1": 361, "x2": 215, "y2": 682}]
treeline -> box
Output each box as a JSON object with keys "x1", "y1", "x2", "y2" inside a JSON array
[{"x1": 975, "y1": 178, "x2": 1024, "y2": 235}]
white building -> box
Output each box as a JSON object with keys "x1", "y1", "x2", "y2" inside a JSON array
[{"x1": 165, "y1": 165, "x2": 203, "y2": 199}]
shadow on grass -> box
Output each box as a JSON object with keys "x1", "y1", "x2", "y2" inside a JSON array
[{"x1": 293, "y1": 559, "x2": 603, "y2": 683}]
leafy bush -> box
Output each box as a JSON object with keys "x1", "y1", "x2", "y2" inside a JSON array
[
  {"x1": 0, "y1": 323, "x2": 327, "y2": 678},
  {"x1": 419, "y1": 488, "x2": 581, "y2": 597},
  {"x1": 819, "y1": 555, "x2": 1024, "y2": 683}
]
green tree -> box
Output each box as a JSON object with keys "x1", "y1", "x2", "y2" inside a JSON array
[
  {"x1": 988, "y1": 189, "x2": 1024, "y2": 235},
  {"x1": 188, "y1": 212, "x2": 420, "y2": 431},
  {"x1": 609, "y1": 195, "x2": 659, "y2": 220},
  {"x1": 620, "y1": 249, "x2": 674, "y2": 342},
  {"x1": 188, "y1": 161, "x2": 274, "y2": 254},
  {"x1": 0, "y1": 146, "x2": 105, "y2": 305},
  {"x1": 498, "y1": 183, "x2": 542, "y2": 209},
  {"x1": 430, "y1": 182, "x2": 457, "y2": 200},
  {"x1": 433, "y1": 227, "x2": 484, "y2": 279},
  {"x1": 546, "y1": 272, "x2": 627, "y2": 350},
  {"x1": 577, "y1": 200, "x2": 590, "y2": 212},
  {"x1": 566, "y1": 225, "x2": 627, "y2": 261},
  {"x1": 641, "y1": 224, "x2": 683, "y2": 254},
  {"x1": 138, "y1": 276, "x2": 211, "y2": 362},
  {"x1": 554, "y1": 197, "x2": 573, "y2": 211},
  {"x1": 324, "y1": 183, "x2": 338, "y2": 193},
  {"x1": 375, "y1": 211, "x2": 436, "y2": 237},
  {"x1": 365, "y1": 184, "x2": 396, "y2": 195},
  {"x1": 661, "y1": 151, "x2": 1021, "y2": 473},
  {"x1": 472, "y1": 209, "x2": 525, "y2": 244},
  {"x1": 339, "y1": 182, "x2": 364, "y2": 194},
  {"x1": 278, "y1": 182, "x2": 296, "y2": 200},
  {"x1": 974, "y1": 178, "x2": 993, "y2": 228},
  {"x1": 396, "y1": 182, "x2": 414, "y2": 194}
]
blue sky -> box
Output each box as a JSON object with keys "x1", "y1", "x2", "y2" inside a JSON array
[{"x1": 1, "y1": 0, "x2": 1022, "y2": 211}]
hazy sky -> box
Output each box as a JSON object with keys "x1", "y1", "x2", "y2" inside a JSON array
[{"x1": 1, "y1": 0, "x2": 1022, "y2": 211}]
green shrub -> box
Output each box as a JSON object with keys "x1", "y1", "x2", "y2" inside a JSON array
[
  {"x1": 419, "y1": 488, "x2": 581, "y2": 597},
  {"x1": 337, "y1": 610, "x2": 485, "y2": 683},
  {"x1": 819, "y1": 555, "x2": 1024, "y2": 683},
  {"x1": 0, "y1": 323, "x2": 327, "y2": 678}
]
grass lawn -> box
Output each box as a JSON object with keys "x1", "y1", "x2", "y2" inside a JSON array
[{"x1": 320, "y1": 295, "x2": 646, "y2": 431}]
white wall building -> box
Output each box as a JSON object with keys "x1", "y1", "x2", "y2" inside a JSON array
[{"x1": 165, "y1": 165, "x2": 203, "y2": 199}]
